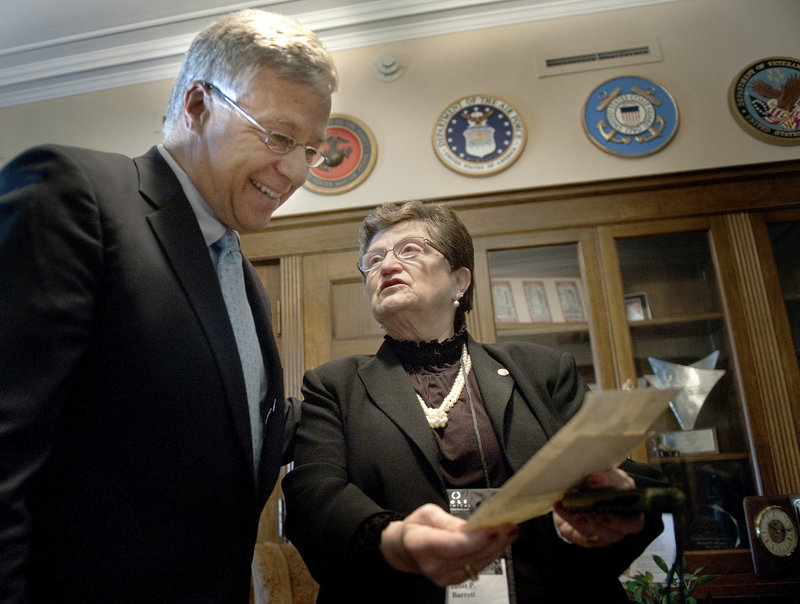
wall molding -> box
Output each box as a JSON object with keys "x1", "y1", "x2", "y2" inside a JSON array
[{"x1": 0, "y1": 0, "x2": 677, "y2": 108}]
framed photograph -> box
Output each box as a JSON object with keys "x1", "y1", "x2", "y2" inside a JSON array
[
  {"x1": 625, "y1": 292, "x2": 652, "y2": 321},
  {"x1": 522, "y1": 280, "x2": 551, "y2": 322},
  {"x1": 555, "y1": 280, "x2": 585, "y2": 322},
  {"x1": 491, "y1": 280, "x2": 518, "y2": 322}
]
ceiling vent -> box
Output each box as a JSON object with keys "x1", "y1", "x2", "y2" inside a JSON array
[{"x1": 536, "y1": 40, "x2": 662, "y2": 77}]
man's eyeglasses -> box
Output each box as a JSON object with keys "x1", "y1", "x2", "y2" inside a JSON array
[
  {"x1": 357, "y1": 236, "x2": 444, "y2": 275},
  {"x1": 203, "y1": 82, "x2": 327, "y2": 168}
]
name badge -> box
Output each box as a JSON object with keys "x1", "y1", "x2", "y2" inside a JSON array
[{"x1": 446, "y1": 489, "x2": 516, "y2": 604}]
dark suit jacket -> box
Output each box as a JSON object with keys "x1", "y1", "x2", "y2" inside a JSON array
[
  {"x1": 283, "y1": 336, "x2": 666, "y2": 604},
  {"x1": 0, "y1": 145, "x2": 295, "y2": 603}
]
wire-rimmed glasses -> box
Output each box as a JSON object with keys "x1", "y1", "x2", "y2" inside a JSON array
[
  {"x1": 204, "y1": 82, "x2": 327, "y2": 168},
  {"x1": 357, "y1": 236, "x2": 444, "y2": 275}
]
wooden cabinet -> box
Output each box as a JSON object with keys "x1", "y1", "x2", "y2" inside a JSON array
[{"x1": 243, "y1": 159, "x2": 800, "y2": 599}]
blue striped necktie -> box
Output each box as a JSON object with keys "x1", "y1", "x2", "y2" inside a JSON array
[{"x1": 213, "y1": 229, "x2": 265, "y2": 477}]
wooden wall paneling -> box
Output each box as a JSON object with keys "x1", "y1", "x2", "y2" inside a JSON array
[
  {"x1": 596, "y1": 225, "x2": 635, "y2": 389},
  {"x1": 705, "y1": 215, "x2": 769, "y2": 495},
  {"x1": 575, "y1": 230, "x2": 616, "y2": 391},
  {"x1": 279, "y1": 255, "x2": 305, "y2": 399},
  {"x1": 302, "y1": 252, "x2": 333, "y2": 370},
  {"x1": 469, "y1": 237, "x2": 495, "y2": 344},
  {"x1": 243, "y1": 209, "x2": 364, "y2": 259},
  {"x1": 723, "y1": 213, "x2": 800, "y2": 494},
  {"x1": 242, "y1": 161, "x2": 800, "y2": 260},
  {"x1": 752, "y1": 210, "x2": 800, "y2": 475},
  {"x1": 302, "y1": 249, "x2": 383, "y2": 371}
]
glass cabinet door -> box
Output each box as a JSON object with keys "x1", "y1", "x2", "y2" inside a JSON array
[
  {"x1": 480, "y1": 230, "x2": 612, "y2": 390},
  {"x1": 768, "y1": 219, "x2": 800, "y2": 368},
  {"x1": 611, "y1": 227, "x2": 756, "y2": 553}
]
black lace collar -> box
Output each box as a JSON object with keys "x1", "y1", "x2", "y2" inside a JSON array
[{"x1": 385, "y1": 322, "x2": 467, "y2": 372}]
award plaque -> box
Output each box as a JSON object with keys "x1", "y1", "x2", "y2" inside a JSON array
[
  {"x1": 661, "y1": 459, "x2": 752, "y2": 551},
  {"x1": 647, "y1": 354, "x2": 724, "y2": 431}
]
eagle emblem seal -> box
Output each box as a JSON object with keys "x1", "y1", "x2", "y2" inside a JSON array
[
  {"x1": 729, "y1": 56, "x2": 800, "y2": 146},
  {"x1": 433, "y1": 95, "x2": 526, "y2": 176},
  {"x1": 304, "y1": 114, "x2": 377, "y2": 195}
]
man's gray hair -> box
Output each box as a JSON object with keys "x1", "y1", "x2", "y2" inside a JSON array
[{"x1": 163, "y1": 9, "x2": 338, "y2": 137}]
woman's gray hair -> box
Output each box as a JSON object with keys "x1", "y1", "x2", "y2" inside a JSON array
[
  {"x1": 359, "y1": 201, "x2": 475, "y2": 322},
  {"x1": 163, "y1": 9, "x2": 338, "y2": 137}
]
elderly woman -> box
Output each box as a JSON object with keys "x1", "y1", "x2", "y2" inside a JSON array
[{"x1": 283, "y1": 201, "x2": 666, "y2": 603}]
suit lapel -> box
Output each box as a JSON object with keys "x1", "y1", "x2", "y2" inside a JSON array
[
  {"x1": 467, "y1": 338, "x2": 515, "y2": 437},
  {"x1": 359, "y1": 343, "x2": 443, "y2": 485},
  {"x1": 135, "y1": 149, "x2": 256, "y2": 476},
  {"x1": 469, "y1": 338, "x2": 560, "y2": 471}
]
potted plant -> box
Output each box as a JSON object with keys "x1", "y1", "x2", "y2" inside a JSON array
[{"x1": 625, "y1": 554, "x2": 716, "y2": 604}]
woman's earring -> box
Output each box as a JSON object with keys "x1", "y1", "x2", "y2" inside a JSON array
[{"x1": 453, "y1": 292, "x2": 463, "y2": 308}]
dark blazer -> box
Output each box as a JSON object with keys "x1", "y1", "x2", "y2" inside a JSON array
[
  {"x1": 283, "y1": 336, "x2": 666, "y2": 604},
  {"x1": 0, "y1": 145, "x2": 295, "y2": 603}
]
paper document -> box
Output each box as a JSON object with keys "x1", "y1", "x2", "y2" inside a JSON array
[{"x1": 465, "y1": 388, "x2": 680, "y2": 529}]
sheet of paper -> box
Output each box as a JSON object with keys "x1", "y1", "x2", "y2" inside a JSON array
[{"x1": 465, "y1": 387, "x2": 680, "y2": 529}]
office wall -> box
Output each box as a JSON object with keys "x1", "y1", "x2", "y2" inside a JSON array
[{"x1": 0, "y1": 0, "x2": 797, "y2": 217}]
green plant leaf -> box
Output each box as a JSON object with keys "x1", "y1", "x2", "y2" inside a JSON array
[
  {"x1": 694, "y1": 574, "x2": 717, "y2": 588},
  {"x1": 624, "y1": 554, "x2": 717, "y2": 604}
]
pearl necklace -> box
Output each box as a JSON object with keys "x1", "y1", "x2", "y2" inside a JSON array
[{"x1": 416, "y1": 343, "x2": 472, "y2": 429}]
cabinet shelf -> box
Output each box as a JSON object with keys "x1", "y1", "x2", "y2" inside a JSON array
[
  {"x1": 648, "y1": 452, "x2": 749, "y2": 465},
  {"x1": 627, "y1": 312, "x2": 724, "y2": 331},
  {"x1": 495, "y1": 322, "x2": 588, "y2": 336}
]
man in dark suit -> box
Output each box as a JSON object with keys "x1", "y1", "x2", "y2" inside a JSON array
[{"x1": 0, "y1": 9, "x2": 337, "y2": 602}]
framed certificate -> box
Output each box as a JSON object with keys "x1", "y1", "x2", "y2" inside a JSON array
[
  {"x1": 556, "y1": 280, "x2": 585, "y2": 322},
  {"x1": 523, "y1": 280, "x2": 551, "y2": 322},
  {"x1": 491, "y1": 280, "x2": 518, "y2": 322}
]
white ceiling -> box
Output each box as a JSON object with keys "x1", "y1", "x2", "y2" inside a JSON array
[{"x1": 0, "y1": 0, "x2": 676, "y2": 108}]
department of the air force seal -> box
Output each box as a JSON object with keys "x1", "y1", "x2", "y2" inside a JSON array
[
  {"x1": 304, "y1": 114, "x2": 377, "y2": 195},
  {"x1": 729, "y1": 56, "x2": 800, "y2": 146},
  {"x1": 433, "y1": 95, "x2": 526, "y2": 176},
  {"x1": 582, "y1": 76, "x2": 679, "y2": 157}
]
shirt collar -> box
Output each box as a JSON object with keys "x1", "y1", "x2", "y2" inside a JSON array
[{"x1": 157, "y1": 144, "x2": 228, "y2": 247}]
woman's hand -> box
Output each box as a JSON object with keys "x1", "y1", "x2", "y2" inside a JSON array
[
  {"x1": 379, "y1": 503, "x2": 519, "y2": 587},
  {"x1": 552, "y1": 468, "x2": 646, "y2": 548}
]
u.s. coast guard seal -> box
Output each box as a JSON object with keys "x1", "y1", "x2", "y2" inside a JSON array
[
  {"x1": 582, "y1": 76, "x2": 679, "y2": 157},
  {"x1": 729, "y1": 56, "x2": 800, "y2": 146},
  {"x1": 432, "y1": 95, "x2": 526, "y2": 176}
]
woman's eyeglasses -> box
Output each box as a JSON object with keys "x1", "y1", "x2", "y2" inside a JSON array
[
  {"x1": 357, "y1": 236, "x2": 444, "y2": 275},
  {"x1": 204, "y1": 82, "x2": 327, "y2": 168}
]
